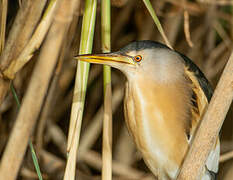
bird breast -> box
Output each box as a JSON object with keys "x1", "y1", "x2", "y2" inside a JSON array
[{"x1": 123, "y1": 75, "x2": 193, "y2": 179}]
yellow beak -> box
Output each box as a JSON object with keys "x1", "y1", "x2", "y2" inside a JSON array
[{"x1": 74, "y1": 53, "x2": 136, "y2": 66}]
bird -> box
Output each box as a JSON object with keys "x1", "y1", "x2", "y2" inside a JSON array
[{"x1": 75, "y1": 40, "x2": 220, "y2": 180}]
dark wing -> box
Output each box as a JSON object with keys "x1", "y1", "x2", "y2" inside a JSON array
[
  {"x1": 178, "y1": 52, "x2": 213, "y2": 102},
  {"x1": 178, "y1": 52, "x2": 219, "y2": 178}
]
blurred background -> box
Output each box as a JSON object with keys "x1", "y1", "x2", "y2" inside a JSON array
[{"x1": 0, "y1": 0, "x2": 232, "y2": 179}]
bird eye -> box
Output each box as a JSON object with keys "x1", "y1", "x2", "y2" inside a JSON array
[{"x1": 134, "y1": 55, "x2": 142, "y2": 62}]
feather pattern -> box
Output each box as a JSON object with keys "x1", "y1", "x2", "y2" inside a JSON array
[
  {"x1": 123, "y1": 49, "x2": 220, "y2": 180},
  {"x1": 182, "y1": 53, "x2": 220, "y2": 179}
]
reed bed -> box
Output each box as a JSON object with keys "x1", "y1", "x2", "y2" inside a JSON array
[{"x1": 0, "y1": 0, "x2": 232, "y2": 179}]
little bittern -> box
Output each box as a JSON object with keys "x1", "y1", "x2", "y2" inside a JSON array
[{"x1": 75, "y1": 41, "x2": 220, "y2": 180}]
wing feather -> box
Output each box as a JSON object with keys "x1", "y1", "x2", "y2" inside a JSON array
[{"x1": 179, "y1": 52, "x2": 220, "y2": 178}]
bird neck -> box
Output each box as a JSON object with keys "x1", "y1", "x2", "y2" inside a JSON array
[{"x1": 125, "y1": 75, "x2": 192, "y2": 167}]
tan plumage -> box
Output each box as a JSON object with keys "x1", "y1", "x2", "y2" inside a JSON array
[
  {"x1": 124, "y1": 76, "x2": 191, "y2": 179},
  {"x1": 75, "y1": 40, "x2": 220, "y2": 180}
]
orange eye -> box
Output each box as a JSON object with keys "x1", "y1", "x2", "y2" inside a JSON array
[{"x1": 134, "y1": 55, "x2": 142, "y2": 62}]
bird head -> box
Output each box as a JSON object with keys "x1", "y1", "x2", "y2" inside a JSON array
[{"x1": 75, "y1": 41, "x2": 185, "y2": 84}]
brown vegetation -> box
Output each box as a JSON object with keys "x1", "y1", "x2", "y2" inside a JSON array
[{"x1": 0, "y1": 0, "x2": 232, "y2": 179}]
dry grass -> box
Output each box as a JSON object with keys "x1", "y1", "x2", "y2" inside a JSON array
[{"x1": 0, "y1": 0, "x2": 232, "y2": 179}]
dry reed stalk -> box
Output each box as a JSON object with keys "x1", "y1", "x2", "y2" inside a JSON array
[
  {"x1": 43, "y1": 87, "x2": 124, "y2": 164},
  {"x1": 184, "y1": 10, "x2": 193, "y2": 47},
  {"x1": 0, "y1": 0, "x2": 7, "y2": 53},
  {"x1": 42, "y1": 86, "x2": 124, "y2": 157},
  {"x1": 36, "y1": 71, "x2": 60, "y2": 151},
  {"x1": 177, "y1": 51, "x2": 233, "y2": 179},
  {"x1": 0, "y1": 0, "x2": 77, "y2": 178},
  {"x1": 102, "y1": 39, "x2": 112, "y2": 180},
  {"x1": 53, "y1": 65, "x2": 100, "y2": 122},
  {"x1": 36, "y1": 14, "x2": 80, "y2": 151},
  {"x1": 3, "y1": 0, "x2": 58, "y2": 80},
  {"x1": 0, "y1": 0, "x2": 46, "y2": 68},
  {"x1": 101, "y1": 0, "x2": 112, "y2": 179},
  {"x1": 0, "y1": 0, "x2": 47, "y2": 105},
  {"x1": 220, "y1": 150, "x2": 233, "y2": 163}
]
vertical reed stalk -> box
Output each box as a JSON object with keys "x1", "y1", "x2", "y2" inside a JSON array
[
  {"x1": 0, "y1": 0, "x2": 77, "y2": 179},
  {"x1": 11, "y1": 84, "x2": 43, "y2": 180},
  {"x1": 0, "y1": 0, "x2": 7, "y2": 54},
  {"x1": 64, "y1": 0, "x2": 97, "y2": 179},
  {"x1": 3, "y1": 0, "x2": 58, "y2": 79},
  {"x1": 0, "y1": 0, "x2": 47, "y2": 105},
  {"x1": 101, "y1": 0, "x2": 112, "y2": 179}
]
